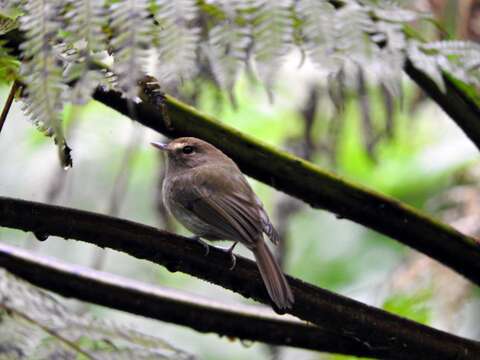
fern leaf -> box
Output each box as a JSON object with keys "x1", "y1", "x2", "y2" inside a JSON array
[
  {"x1": 19, "y1": 0, "x2": 72, "y2": 168},
  {"x1": 0, "y1": 269, "x2": 195, "y2": 359},
  {"x1": 334, "y1": 3, "x2": 376, "y2": 66},
  {"x1": 407, "y1": 41, "x2": 446, "y2": 92},
  {"x1": 64, "y1": 0, "x2": 108, "y2": 104},
  {"x1": 368, "y1": 2, "x2": 428, "y2": 23},
  {"x1": 205, "y1": 0, "x2": 248, "y2": 102},
  {"x1": 369, "y1": 20, "x2": 406, "y2": 98},
  {"x1": 155, "y1": 0, "x2": 200, "y2": 86},
  {"x1": 250, "y1": 0, "x2": 293, "y2": 96},
  {"x1": 110, "y1": 0, "x2": 152, "y2": 98},
  {"x1": 423, "y1": 40, "x2": 480, "y2": 56},
  {"x1": 296, "y1": 0, "x2": 336, "y2": 71},
  {"x1": 427, "y1": 41, "x2": 480, "y2": 86}
]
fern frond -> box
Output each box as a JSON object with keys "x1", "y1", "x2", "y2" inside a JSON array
[
  {"x1": 334, "y1": 3, "x2": 376, "y2": 66},
  {"x1": 423, "y1": 40, "x2": 480, "y2": 56},
  {"x1": 19, "y1": 0, "x2": 71, "y2": 168},
  {"x1": 369, "y1": 20, "x2": 406, "y2": 98},
  {"x1": 296, "y1": 0, "x2": 336, "y2": 71},
  {"x1": 407, "y1": 41, "x2": 446, "y2": 92},
  {"x1": 0, "y1": 16, "x2": 19, "y2": 35},
  {"x1": 155, "y1": 0, "x2": 200, "y2": 86},
  {"x1": 368, "y1": 1, "x2": 427, "y2": 23},
  {"x1": 205, "y1": 0, "x2": 248, "y2": 101},
  {"x1": 250, "y1": 0, "x2": 293, "y2": 95},
  {"x1": 64, "y1": 0, "x2": 108, "y2": 104},
  {"x1": 0, "y1": 269, "x2": 195, "y2": 359},
  {"x1": 110, "y1": 0, "x2": 152, "y2": 98}
]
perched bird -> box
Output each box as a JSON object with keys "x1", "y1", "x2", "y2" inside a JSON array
[{"x1": 152, "y1": 137, "x2": 294, "y2": 310}]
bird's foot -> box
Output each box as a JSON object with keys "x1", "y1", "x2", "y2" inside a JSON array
[
  {"x1": 190, "y1": 235, "x2": 210, "y2": 256},
  {"x1": 220, "y1": 242, "x2": 238, "y2": 270}
]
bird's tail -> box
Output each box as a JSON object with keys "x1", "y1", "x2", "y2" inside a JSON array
[{"x1": 253, "y1": 241, "x2": 294, "y2": 310}]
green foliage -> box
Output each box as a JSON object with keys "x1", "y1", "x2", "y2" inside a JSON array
[
  {"x1": 0, "y1": 269, "x2": 195, "y2": 359},
  {"x1": 0, "y1": 42, "x2": 19, "y2": 84},
  {"x1": 383, "y1": 287, "x2": 433, "y2": 324}
]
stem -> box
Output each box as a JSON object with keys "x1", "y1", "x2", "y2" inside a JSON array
[{"x1": 0, "y1": 80, "x2": 19, "y2": 134}]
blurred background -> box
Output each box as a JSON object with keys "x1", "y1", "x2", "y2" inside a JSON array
[{"x1": 1, "y1": 0, "x2": 480, "y2": 359}]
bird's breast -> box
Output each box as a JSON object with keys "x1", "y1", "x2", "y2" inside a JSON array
[{"x1": 162, "y1": 173, "x2": 223, "y2": 239}]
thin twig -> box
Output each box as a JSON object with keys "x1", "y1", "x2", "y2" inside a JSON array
[{"x1": 0, "y1": 80, "x2": 19, "y2": 134}]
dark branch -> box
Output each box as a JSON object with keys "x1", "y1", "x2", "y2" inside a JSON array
[
  {"x1": 0, "y1": 242, "x2": 370, "y2": 356},
  {"x1": 405, "y1": 60, "x2": 480, "y2": 151},
  {"x1": 93, "y1": 87, "x2": 480, "y2": 289},
  {"x1": 0, "y1": 197, "x2": 479, "y2": 360},
  {"x1": 3, "y1": 21, "x2": 480, "y2": 295}
]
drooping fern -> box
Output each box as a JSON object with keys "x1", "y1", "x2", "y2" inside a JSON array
[
  {"x1": 110, "y1": 0, "x2": 152, "y2": 98},
  {"x1": 0, "y1": 269, "x2": 194, "y2": 359},
  {"x1": 19, "y1": 0, "x2": 72, "y2": 168},
  {"x1": 1, "y1": 0, "x2": 480, "y2": 166},
  {"x1": 296, "y1": 0, "x2": 336, "y2": 70},
  {"x1": 204, "y1": 0, "x2": 248, "y2": 103},
  {"x1": 63, "y1": 0, "x2": 108, "y2": 104},
  {"x1": 250, "y1": 0, "x2": 293, "y2": 97},
  {"x1": 155, "y1": 0, "x2": 200, "y2": 86}
]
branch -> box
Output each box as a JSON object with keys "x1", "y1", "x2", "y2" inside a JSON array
[
  {"x1": 0, "y1": 243, "x2": 369, "y2": 356},
  {"x1": 93, "y1": 87, "x2": 480, "y2": 288},
  {"x1": 404, "y1": 60, "x2": 480, "y2": 150},
  {"x1": 3, "y1": 17, "x2": 480, "y2": 290},
  {"x1": 0, "y1": 197, "x2": 479, "y2": 359}
]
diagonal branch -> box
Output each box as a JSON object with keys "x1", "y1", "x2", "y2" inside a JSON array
[
  {"x1": 404, "y1": 60, "x2": 480, "y2": 150},
  {"x1": 3, "y1": 19, "x2": 480, "y2": 290},
  {"x1": 93, "y1": 87, "x2": 480, "y2": 288},
  {"x1": 0, "y1": 242, "x2": 370, "y2": 356},
  {"x1": 0, "y1": 197, "x2": 479, "y2": 359}
]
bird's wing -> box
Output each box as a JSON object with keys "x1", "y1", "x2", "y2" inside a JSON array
[
  {"x1": 184, "y1": 166, "x2": 265, "y2": 247},
  {"x1": 254, "y1": 195, "x2": 280, "y2": 245}
]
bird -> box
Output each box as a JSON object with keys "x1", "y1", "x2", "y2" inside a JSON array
[{"x1": 151, "y1": 137, "x2": 294, "y2": 310}]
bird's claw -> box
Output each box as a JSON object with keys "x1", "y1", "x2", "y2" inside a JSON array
[
  {"x1": 222, "y1": 242, "x2": 238, "y2": 270},
  {"x1": 228, "y1": 253, "x2": 236, "y2": 270}
]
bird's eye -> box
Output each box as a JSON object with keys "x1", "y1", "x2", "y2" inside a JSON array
[{"x1": 182, "y1": 145, "x2": 194, "y2": 154}]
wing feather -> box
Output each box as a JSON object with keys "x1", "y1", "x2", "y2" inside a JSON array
[{"x1": 172, "y1": 165, "x2": 278, "y2": 247}]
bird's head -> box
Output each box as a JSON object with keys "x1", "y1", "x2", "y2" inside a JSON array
[{"x1": 151, "y1": 137, "x2": 230, "y2": 172}]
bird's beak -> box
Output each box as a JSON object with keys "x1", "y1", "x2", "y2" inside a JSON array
[{"x1": 151, "y1": 141, "x2": 168, "y2": 151}]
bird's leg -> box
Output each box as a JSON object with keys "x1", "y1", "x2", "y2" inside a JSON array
[
  {"x1": 222, "y1": 242, "x2": 238, "y2": 270},
  {"x1": 190, "y1": 235, "x2": 210, "y2": 256}
]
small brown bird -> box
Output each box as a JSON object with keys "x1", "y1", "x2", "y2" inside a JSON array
[{"x1": 152, "y1": 137, "x2": 294, "y2": 309}]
